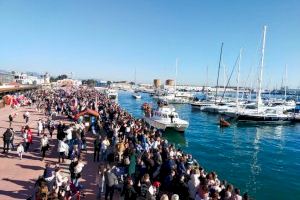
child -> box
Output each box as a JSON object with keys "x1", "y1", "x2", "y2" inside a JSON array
[{"x1": 17, "y1": 143, "x2": 24, "y2": 160}]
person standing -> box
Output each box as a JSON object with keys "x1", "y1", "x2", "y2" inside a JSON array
[
  {"x1": 47, "y1": 119, "x2": 55, "y2": 138},
  {"x1": 37, "y1": 119, "x2": 43, "y2": 136},
  {"x1": 73, "y1": 159, "x2": 85, "y2": 187},
  {"x1": 94, "y1": 136, "x2": 101, "y2": 162},
  {"x1": 57, "y1": 140, "x2": 68, "y2": 163},
  {"x1": 9, "y1": 128, "x2": 15, "y2": 150},
  {"x1": 104, "y1": 165, "x2": 118, "y2": 200},
  {"x1": 101, "y1": 136, "x2": 110, "y2": 161},
  {"x1": 121, "y1": 177, "x2": 137, "y2": 200},
  {"x1": 41, "y1": 134, "x2": 49, "y2": 161},
  {"x1": 24, "y1": 111, "x2": 30, "y2": 124},
  {"x1": 43, "y1": 163, "x2": 55, "y2": 191},
  {"x1": 17, "y1": 143, "x2": 24, "y2": 159},
  {"x1": 8, "y1": 114, "x2": 13, "y2": 128},
  {"x1": 23, "y1": 127, "x2": 33, "y2": 152},
  {"x1": 57, "y1": 122, "x2": 66, "y2": 141},
  {"x1": 2, "y1": 128, "x2": 12, "y2": 153},
  {"x1": 116, "y1": 139, "x2": 125, "y2": 163}
]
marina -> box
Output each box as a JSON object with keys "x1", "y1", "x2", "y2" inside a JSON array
[
  {"x1": 1, "y1": 1, "x2": 300, "y2": 199},
  {"x1": 118, "y1": 90, "x2": 300, "y2": 200}
]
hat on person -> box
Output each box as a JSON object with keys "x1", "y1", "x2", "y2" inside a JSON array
[{"x1": 153, "y1": 181, "x2": 161, "y2": 188}]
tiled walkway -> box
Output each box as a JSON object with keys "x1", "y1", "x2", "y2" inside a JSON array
[{"x1": 0, "y1": 105, "x2": 98, "y2": 199}]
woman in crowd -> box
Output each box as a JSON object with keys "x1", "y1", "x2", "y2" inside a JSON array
[
  {"x1": 40, "y1": 134, "x2": 49, "y2": 161},
  {"x1": 23, "y1": 126, "x2": 33, "y2": 152}
]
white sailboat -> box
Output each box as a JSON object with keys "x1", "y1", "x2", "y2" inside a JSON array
[
  {"x1": 236, "y1": 26, "x2": 292, "y2": 123},
  {"x1": 132, "y1": 67, "x2": 142, "y2": 99},
  {"x1": 200, "y1": 43, "x2": 226, "y2": 113}
]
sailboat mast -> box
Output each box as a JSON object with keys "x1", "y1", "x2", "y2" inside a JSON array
[
  {"x1": 215, "y1": 43, "x2": 224, "y2": 104},
  {"x1": 257, "y1": 25, "x2": 267, "y2": 107},
  {"x1": 223, "y1": 64, "x2": 226, "y2": 91},
  {"x1": 285, "y1": 64, "x2": 287, "y2": 101},
  {"x1": 205, "y1": 65, "x2": 208, "y2": 94},
  {"x1": 236, "y1": 49, "x2": 242, "y2": 107},
  {"x1": 134, "y1": 67, "x2": 137, "y2": 85},
  {"x1": 175, "y1": 58, "x2": 178, "y2": 92}
]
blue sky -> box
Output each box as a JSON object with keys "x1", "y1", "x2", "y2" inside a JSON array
[{"x1": 0, "y1": 0, "x2": 299, "y2": 88}]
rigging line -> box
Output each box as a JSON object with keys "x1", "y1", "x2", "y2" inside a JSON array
[{"x1": 220, "y1": 53, "x2": 240, "y2": 102}]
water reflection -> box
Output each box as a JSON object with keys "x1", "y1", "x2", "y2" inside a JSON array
[
  {"x1": 246, "y1": 126, "x2": 262, "y2": 194},
  {"x1": 163, "y1": 130, "x2": 188, "y2": 148}
]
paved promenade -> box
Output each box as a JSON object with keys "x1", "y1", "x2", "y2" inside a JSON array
[{"x1": 0, "y1": 105, "x2": 98, "y2": 199}]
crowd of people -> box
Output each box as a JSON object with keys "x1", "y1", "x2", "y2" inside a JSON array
[{"x1": 2, "y1": 87, "x2": 250, "y2": 200}]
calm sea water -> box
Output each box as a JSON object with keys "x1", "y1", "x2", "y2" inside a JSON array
[{"x1": 118, "y1": 91, "x2": 300, "y2": 200}]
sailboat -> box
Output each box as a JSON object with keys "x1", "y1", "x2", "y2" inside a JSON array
[
  {"x1": 191, "y1": 66, "x2": 217, "y2": 108},
  {"x1": 222, "y1": 49, "x2": 244, "y2": 117},
  {"x1": 201, "y1": 43, "x2": 226, "y2": 113},
  {"x1": 236, "y1": 26, "x2": 292, "y2": 123},
  {"x1": 132, "y1": 67, "x2": 142, "y2": 99}
]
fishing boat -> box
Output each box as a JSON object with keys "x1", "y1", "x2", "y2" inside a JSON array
[
  {"x1": 143, "y1": 103, "x2": 189, "y2": 132},
  {"x1": 105, "y1": 89, "x2": 118, "y2": 101}
]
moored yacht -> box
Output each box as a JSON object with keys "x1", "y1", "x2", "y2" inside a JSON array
[
  {"x1": 105, "y1": 89, "x2": 118, "y2": 101},
  {"x1": 236, "y1": 108, "x2": 292, "y2": 124},
  {"x1": 143, "y1": 104, "x2": 189, "y2": 132}
]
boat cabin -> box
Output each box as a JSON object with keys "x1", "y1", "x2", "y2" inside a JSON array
[{"x1": 151, "y1": 106, "x2": 179, "y2": 123}]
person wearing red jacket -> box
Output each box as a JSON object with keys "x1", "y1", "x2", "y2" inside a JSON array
[{"x1": 23, "y1": 126, "x2": 33, "y2": 152}]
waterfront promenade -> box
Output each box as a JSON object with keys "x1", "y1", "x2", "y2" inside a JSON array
[{"x1": 0, "y1": 105, "x2": 98, "y2": 199}]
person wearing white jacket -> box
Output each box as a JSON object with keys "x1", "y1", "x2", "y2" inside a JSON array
[
  {"x1": 57, "y1": 140, "x2": 69, "y2": 163},
  {"x1": 17, "y1": 143, "x2": 24, "y2": 160},
  {"x1": 188, "y1": 171, "x2": 200, "y2": 199},
  {"x1": 64, "y1": 126, "x2": 73, "y2": 144},
  {"x1": 40, "y1": 134, "x2": 49, "y2": 160},
  {"x1": 37, "y1": 119, "x2": 43, "y2": 136}
]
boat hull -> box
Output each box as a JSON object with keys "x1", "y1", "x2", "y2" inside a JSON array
[
  {"x1": 143, "y1": 117, "x2": 189, "y2": 132},
  {"x1": 237, "y1": 114, "x2": 292, "y2": 124}
]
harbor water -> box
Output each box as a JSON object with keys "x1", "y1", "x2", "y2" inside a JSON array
[{"x1": 118, "y1": 91, "x2": 300, "y2": 200}]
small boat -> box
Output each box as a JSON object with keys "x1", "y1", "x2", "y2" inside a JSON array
[
  {"x1": 220, "y1": 118, "x2": 230, "y2": 127},
  {"x1": 132, "y1": 92, "x2": 142, "y2": 99}
]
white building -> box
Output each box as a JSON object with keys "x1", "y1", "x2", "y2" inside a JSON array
[{"x1": 14, "y1": 72, "x2": 44, "y2": 85}]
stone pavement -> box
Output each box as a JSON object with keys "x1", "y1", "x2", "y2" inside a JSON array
[{"x1": 0, "y1": 105, "x2": 98, "y2": 200}]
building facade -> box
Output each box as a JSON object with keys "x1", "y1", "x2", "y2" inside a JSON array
[{"x1": 0, "y1": 72, "x2": 14, "y2": 84}]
